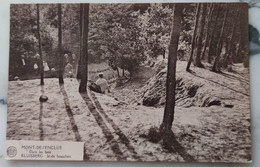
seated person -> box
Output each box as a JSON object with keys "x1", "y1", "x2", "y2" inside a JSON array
[{"x1": 95, "y1": 73, "x2": 110, "y2": 94}]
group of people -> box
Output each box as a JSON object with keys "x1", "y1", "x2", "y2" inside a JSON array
[{"x1": 20, "y1": 53, "x2": 111, "y2": 94}]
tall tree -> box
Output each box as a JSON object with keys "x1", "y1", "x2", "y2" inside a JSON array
[
  {"x1": 194, "y1": 3, "x2": 207, "y2": 68},
  {"x1": 58, "y1": 4, "x2": 64, "y2": 84},
  {"x1": 207, "y1": 4, "x2": 220, "y2": 63},
  {"x1": 239, "y1": 4, "x2": 249, "y2": 67},
  {"x1": 223, "y1": 7, "x2": 239, "y2": 68},
  {"x1": 77, "y1": 4, "x2": 83, "y2": 79},
  {"x1": 201, "y1": 3, "x2": 214, "y2": 60},
  {"x1": 186, "y1": 3, "x2": 200, "y2": 72},
  {"x1": 36, "y1": 4, "x2": 44, "y2": 85},
  {"x1": 212, "y1": 4, "x2": 229, "y2": 72},
  {"x1": 160, "y1": 4, "x2": 183, "y2": 132},
  {"x1": 79, "y1": 4, "x2": 89, "y2": 93}
]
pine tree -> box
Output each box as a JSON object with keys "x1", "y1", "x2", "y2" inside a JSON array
[
  {"x1": 160, "y1": 4, "x2": 183, "y2": 132},
  {"x1": 79, "y1": 4, "x2": 89, "y2": 93},
  {"x1": 194, "y1": 3, "x2": 207, "y2": 68},
  {"x1": 212, "y1": 4, "x2": 229, "y2": 72},
  {"x1": 186, "y1": 3, "x2": 200, "y2": 72},
  {"x1": 77, "y1": 4, "x2": 83, "y2": 79},
  {"x1": 58, "y1": 4, "x2": 64, "y2": 84},
  {"x1": 36, "y1": 4, "x2": 44, "y2": 85}
]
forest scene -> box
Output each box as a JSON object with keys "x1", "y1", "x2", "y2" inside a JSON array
[{"x1": 7, "y1": 3, "x2": 251, "y2": 162}]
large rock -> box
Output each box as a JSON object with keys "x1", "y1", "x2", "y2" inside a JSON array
[
  {"x1": 140, "y1": 66, "x2": 223, "y2": 108},
  {"x1": 143, "y1": 95, "x2": 161, "y2": 107}
]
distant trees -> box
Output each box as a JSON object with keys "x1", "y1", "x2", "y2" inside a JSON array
[
  {"x1": 186, "y1": 3, "x2": 200, "y2": 72},
  {"x1": 186, "y1": 3, "x2": 249, "y2": 73},
  {"x1": 160, "y1": 4, "x2": 183, "y2": 132},
  {"x1": 10, "y1": 4, "x2": 58, "y2": 78},
  {"x1": 137, "y1": 4, "x2": 173, "y2": 58},
  {"x1": 36, "y1": 4, "x2": 44, "y2": 85},
  {"x1": 194, "y1": 3, "x2": 206, "y2": 68},
  {"x1": 102, "y1": 4, "x2": 146, "y2": 76},
  {"x1": 9, "y1": 5, "x2": 38, "y2": 77},
  {"x1": 79, "y1": 4, "x2": 90, "y2": 93},
  {"x1": 212, "y1": 4, "x2": 228, "y2": 72},
  {"x1": 207, "y1": 4, "x2": 220, "y2": 64},
  {"x1": 9, "y1": 3, "x2": 249, "y2": 80},
  {"x1": 201, "y1": 3, "x2": 214, "y2": 60}
]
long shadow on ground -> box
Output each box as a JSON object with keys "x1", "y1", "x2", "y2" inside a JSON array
[
  {"x1": 143, "y1": 127, "x2": 195, "y2": 162},
  {"x1": 59, "y1": 84, "x2": 82, "y2": 141},
  {"x1": 190, "y1": 71, "x2": 249, "y2": 97},
  {"x1": 162, "y1": 131, "x2": 195, "y2": 162},
  {"x1": 89, "y1": 91, "x2": 142, "y2": 161},
  {"x1": 220, "y1": 72, "x2": 249, "y2": 84},
  {"x1": 39, "y1": 85, "x2": 44, "y2": 141},
  {"x1": 59, "y1": 84, "x2": 89, "y2": 160},
  {"x1": 80, "y1": 92, "x2": 127, "y2": 161}
]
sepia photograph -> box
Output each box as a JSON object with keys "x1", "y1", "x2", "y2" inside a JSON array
[{"x1": 6, "y1": 3, "x2": 251, "y2": 162}]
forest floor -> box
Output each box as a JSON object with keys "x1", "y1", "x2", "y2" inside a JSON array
[{"x1": 6, "y1": 61, "x2": 251, "y2": 162}]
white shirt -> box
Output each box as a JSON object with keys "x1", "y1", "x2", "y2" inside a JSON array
[{"x1": 95, "y1": 78, "x2": 109, "y2": 93}]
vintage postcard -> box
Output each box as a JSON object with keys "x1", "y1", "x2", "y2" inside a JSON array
[{"x1": 6, "y1": 3, "x2": 251, "y2": 162}]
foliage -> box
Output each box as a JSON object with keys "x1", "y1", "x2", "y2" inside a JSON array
[
  {"x1": 137, "y1": 4, "x2": 173, "y2": 58},
  {"x1": 89, "y1": 4, "x2": 147, "y2": 75},
  {"x1": 10, "y1": 4, "x2": 55, "y2": 77},
  {"x1": 9, "y1": 3, "x2": 250, "y2": 78}
]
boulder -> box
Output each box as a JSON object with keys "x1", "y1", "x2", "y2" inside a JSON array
[{"x1": 143, "y1": 95, "x2": 161, "y2": 107}]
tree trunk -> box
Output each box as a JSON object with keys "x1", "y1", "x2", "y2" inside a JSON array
[
  {"x1": 160, "y1": 4, "x2": 183, "y2": 132},
  {"x1": 235, "y1": 7, "x2": 242, "y2": 64},
  {"x1": 36, "y1": 4, "x2": 44, "y2": 85},
  {"x1": 77, "y1": 4, "x2": 83, "y2": 79},
  {"x1": 236, "y1": 33, "x2": 242, "y2": 62},
  {"x1": 194, "y1": 3, "x2": 207, "y2": 68},
  {"x1": 79, "y1": 4, "x2": 89, "y2": 93},
  {"x1": 186, "y1": 3, "x2": 200, "y2": 72},
  {"x1": 201, "y1": 3, "x2": 214, "y2": 60},
  {"x1": 226, "y1": 8, "x2": 240, "y2": 66},
  {"x1": 58, "y1": 4, "x2": 64, "y2": 84},
  {"x1": 116, "y1": 67, "x2": 120, "y2": 77},
  {"x1": 207, "y1": 4, "x2": 220, "y2": 63},
  {"x1": 224, "y1": 12, "x2": 237, "y2": 67},
  {"x1": 212, "y1": 4, "x2": 229, "y2": 72}
]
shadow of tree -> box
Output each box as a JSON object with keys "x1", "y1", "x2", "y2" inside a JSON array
[
  {"x1": 89, "y1": 91, "x2": 142, "y2": 161},
  {"x1": 59, "y1": 84, "x2": 90, "y2": 160},
  {"x1": 39, "y1": 85, "x2": 44, "y2": 141},
  {"x1": 59, "y1": 84, "x2": 82, "y2": 142},
  {"x1": 220, "y1": 72, "x2": 249, "y2": 84},
  {"x1": 161, "y1": 130, "x2": 195, "y2": 162},
  {"x1": 189, "y1": 71, "x2": 249, "y2": 97},
  {"x1": 80, "y1": 92, "x2": 127, "y2": 161},
  {"x1": 142, "y1": 127, "x2": 195, "y2": 162}
]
